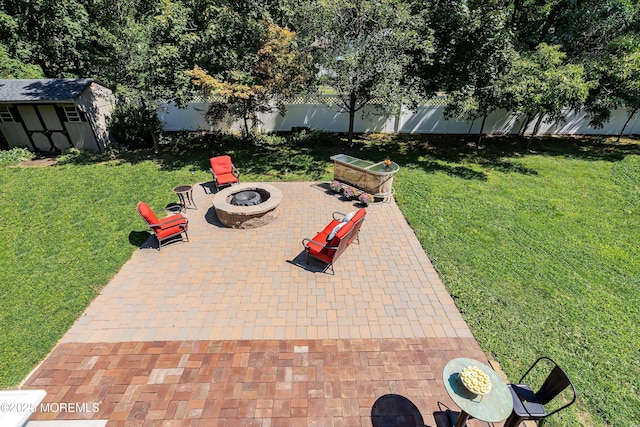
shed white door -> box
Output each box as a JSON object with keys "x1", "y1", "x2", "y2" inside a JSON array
[{"x1": 17, "y1": 105, "x2": 72, "y2": 151}]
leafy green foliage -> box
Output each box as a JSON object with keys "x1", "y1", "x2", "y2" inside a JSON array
[
  {"x1": 438, "y1": 2, "x2": 516, "y2": 142},
  {"x1": 0, "y1": 147, "x2": 35, "y2": 166},
  {"x1": 587, "y1": 34, "x2": 640, "y2": 140},
  {"x1": 388, "y1": 136, "x2": 640, "y2": 426},
  {"x1": 0, "y1": 0, "x2": 638, "y2": 140},
  {"x1": 109, "y1": 101, "x2": 163, "y2": 149},
  {"x1": 187, "y1": 21, "x2": 312, "y2": 138},
  {"x1": 0, "y1": 0, "x2": 90, "y2": 77},
  {"x1": 0, "y1": 44, "x2": 43, "y2": 79},
  {"x1": 295, "y1": 0, "x2": 433, "y2": 143},
  {"x1": 502, "y1": 43, "x2": 594, "y2": 137},
  {"x1": 506, "y1": 0, "x2": 639, "y2": 57},
  {"x1": 197, "y1": 0, "x2": 263, "y2": 68}
]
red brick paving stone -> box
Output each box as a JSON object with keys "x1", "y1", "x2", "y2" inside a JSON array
[{"x1": 21, "y1": 338, "x2": 500, "y2": 426}]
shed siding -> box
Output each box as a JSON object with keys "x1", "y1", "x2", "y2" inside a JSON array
[
  {"x1": 31, "y1": 133, "x2": 51, "y2": 151},
  {"x1": 39, "y1": 105, "x2": 64, "y2": 130},
  {"x1": 76, "y1": 83, "x2": 116, "y2": 150}
]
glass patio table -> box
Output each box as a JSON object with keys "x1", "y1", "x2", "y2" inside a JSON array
[{"x1": 442, "y1": 357, "x2": 513, "y2": 427}]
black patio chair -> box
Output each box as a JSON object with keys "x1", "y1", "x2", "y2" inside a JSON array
[
  {"x1": 504, "y1": 356, "x2": 577, "y2": 427},
  {"x1": 504, "y1": 357, "x2": 577, "y2": 427}
]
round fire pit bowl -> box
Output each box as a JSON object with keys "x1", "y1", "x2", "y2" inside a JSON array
[{"x1": 212, "y1": 183, "x2": 282, "y2": 229}]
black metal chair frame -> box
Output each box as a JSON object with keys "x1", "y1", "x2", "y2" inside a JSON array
[
  {"x1": 302, "y1": 211, "x2": 365, "y2": 275},
  {"x1": 504, "y1": 356, "x2": 577, "y2": 427},
  {"x1": 210, "y1": 164, "x2": 240, "y2": 192},
  {"x1": 137, "y1": 203, "x2": 189, "y2": 251}
]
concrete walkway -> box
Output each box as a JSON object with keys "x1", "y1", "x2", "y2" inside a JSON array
[{"x1": 23, "y1": 182, "x2": 494, "y2": 426}]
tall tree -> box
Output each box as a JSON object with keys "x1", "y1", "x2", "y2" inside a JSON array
[
  {"x1": 435, "y1": 2, "x2": 516, "y2": 145},
  {"x1": 0, "y1": 0, "x2": 91, "y2": 77},
  {"x1": 295, "y1": 0, "x2": 433, "y2": 144},
  {"x1": 186, "y1": 21, "x2": 311, "y2": 138},
  {"x1": 88, "y1": 0, "x2": 200, "y2": 150},
  {"x1": 407, "y1": 0, "x2": 466, "y2": 96},
  {"x1": 587, "y1": 34, "x2": 640, "y2": 141},
  {"x1": 502, "y1": 43, "x2": 594, "y2": 147}
]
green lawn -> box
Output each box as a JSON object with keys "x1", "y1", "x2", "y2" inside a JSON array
[
  {"x1": 383, "y1": 137, "x2": 640, "y2": 427},
  {"x1": 0, "y1": 132, "x2": 334, "y2": 387},
  {"x1": 0, "y1": 160, "x2": 201, "y2": 385},
  {"x1": 0, "y1": 133, "x2": 638, "y2": 426}
]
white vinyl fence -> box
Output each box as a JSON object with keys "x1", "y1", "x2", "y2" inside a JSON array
[{"x1": 158, "y1": 96, "x2": 640, "y2": 136}]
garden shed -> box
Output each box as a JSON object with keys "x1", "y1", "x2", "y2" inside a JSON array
[{"x1": 0, "y1": 78, "x2": 115, "y2": 152}]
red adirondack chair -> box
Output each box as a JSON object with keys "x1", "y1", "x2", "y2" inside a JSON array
[
  {"x1": 209, "y1": 155, "x2": 240, "y2": 192},
  {"x1": 137, "y1": 202, "x2": 189, "y2": 250}
]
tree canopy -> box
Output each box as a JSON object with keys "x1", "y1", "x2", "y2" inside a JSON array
[
  {"x1": 502, "y1": 43, "x2": 594, "y2": 144},
  {"x1": 292, "y1": 0, "x2": 433, "y2": 144},
  {"x1": 432, "y1": 1, "x2": 516, "y2": 144},
  {"x1": 0, "y1": 0, "x2": 638, "y2": 145},
  {"x1": 587, "y1": 33, "x2": 640, "y2": 140},
  {"x1": 186, "y1": 21, "x2": 312, "y2": 137}
]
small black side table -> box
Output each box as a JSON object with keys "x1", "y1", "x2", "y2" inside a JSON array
[{"x1": 173, "y1": 185, "x2": 197, "y2": 211}]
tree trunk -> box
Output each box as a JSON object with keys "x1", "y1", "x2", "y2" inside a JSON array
[
  {"x1": 244, "y1": 116, "x2": 250, "y2": 139},
  {"x1": 151, "y1": 132, "x2": 159, "y2": 154},
  {"x1": 467, "y1": 120, "x2": 475, "y2": 136},
  {"x1": 141, "y1": 98, "x2": 159, "y2": 154},
  {"x1": 527, "y1": 113, "x2": 544, "y2": 151},
  {"x1": 477, "y1": 114, "x2": 488, "y2": 149},
  {"x1": 242, "y1": 99, "x2": 251, "y2": 139},
  {"x1": 347, "y1": 92, "x2": 357, "y2": 145},
  {"x1": 618, "y1": 108, "x2": 638, "y2": 142},
  {"x1": 519, "y1": 114, "x2": 531, "y2": 136}
]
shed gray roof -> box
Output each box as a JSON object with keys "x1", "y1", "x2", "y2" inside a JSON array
[{"x1": 0, "y1": 78, "x2": 94, "y2": 103}]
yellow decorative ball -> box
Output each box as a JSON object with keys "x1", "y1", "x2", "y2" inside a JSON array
[{"x1": 459, "y1": 365, "x2": 492, "y2": 395}]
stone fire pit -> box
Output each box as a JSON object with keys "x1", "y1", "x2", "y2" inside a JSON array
[{"x1": 212, "y1": 183, "x2": 282, "y2": 228}]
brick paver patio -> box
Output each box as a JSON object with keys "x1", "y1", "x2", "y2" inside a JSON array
[{"x1": 22, "y1": 182, "x2": 502, "y2": 426}]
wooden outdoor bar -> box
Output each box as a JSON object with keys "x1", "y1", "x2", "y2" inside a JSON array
[{"x1": 331, "y1": 154, "x2": 400, "y2": 198}]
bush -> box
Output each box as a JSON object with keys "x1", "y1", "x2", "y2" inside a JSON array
[
  {"x1": 0, "y1": 147, "x2": 34, "y2": 166},
  {"x1": 109, "y1": 99, "x2": 162, "y2": 150},
  {"x1": 289, "y1": 128, "x2": 326, "y2": 146},
  {"x1": 253, "y1": 132, "x2": 287, "y2": 146}
]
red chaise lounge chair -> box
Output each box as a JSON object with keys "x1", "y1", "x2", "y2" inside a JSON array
[
  {"x1": 137, "y1": 202, "x2": 189, "y2": 250},
  {"x1": 209, "y1": 155, "x2": 240, "y2": 192}
]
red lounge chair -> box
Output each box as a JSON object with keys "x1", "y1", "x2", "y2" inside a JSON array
[
  {"x1": 209, "y1": 155, "x2": 240, "y2": 192},
  {"x1": 137, "y1": 202, "x2": 189, "y2": 250},
  {"x1": 302, "y1": 209, "x2": 366, "y2": 273}
]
